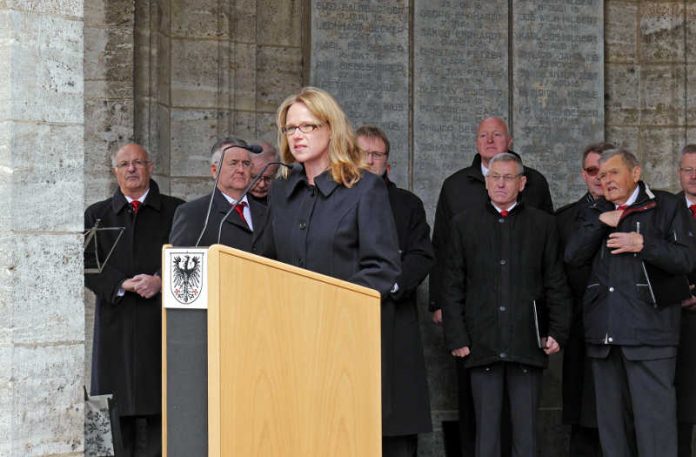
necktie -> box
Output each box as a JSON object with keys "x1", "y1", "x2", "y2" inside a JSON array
[
  {"x1": 689, "y1": 204, "x2": 696, "y2": 219},
  {"x1": 617, "y1": 204, "x2": 627, "y2": 211},
  {"x1": 500, "y1": 210, "x2": 509, "y2": 218},
  {"x1": 234, "y1": 201, "x2": 247, "y2": 225},
  {"x1": 130, "y1": 200, "x2": 141, "y2": 214}
]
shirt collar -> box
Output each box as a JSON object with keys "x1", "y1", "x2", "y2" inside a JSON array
[
  {"x1": 492, "y1": 202, "x2": 517, "y2": 214},
  {"x1": 124, "y1": 188, "x2": 150, "y2": 204},
  {"x1": 616, "y1": 185, "x2": 639, "y2": 209}
]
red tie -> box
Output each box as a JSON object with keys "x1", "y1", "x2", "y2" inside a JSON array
[
  {"x1": 130, "y1": 200, "x2": 141, "y2": 214},
  {"x1": 234, "y1": 201, "x2": 247, "y2": 225},
  {"x1": 617, "y1": 204, "x2": 628, "y2": 211},
  {"x1": 689, "y1": 204, "x2": 696, "y2": 219},
  {"x1": 500, "y1": 210, "x2": 509, "y2": 218}
]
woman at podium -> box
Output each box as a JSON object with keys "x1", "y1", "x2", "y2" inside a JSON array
[{"x1": 264, "y1": 86, "x2": 401, "y2": 295}]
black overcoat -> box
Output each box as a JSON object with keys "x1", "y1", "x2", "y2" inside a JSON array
[
  {"x1": 169, "y1": 187, "x2": 270, "y2": 254},
  {"x1": 430, "y1": 152, "x2": 554, "y2": 309},
  {"x1": 441, "y1": 202, "x2": 571, "y2": 369},
  {"x1": 85, "y1": 180, "x2": 183, "y2": 416},
  {"x1": 382, "y1": 177, "x2": 433, "y2": 436},
  {"x1": 265, "y1": 167, "x2": 401, "y2": 296},
  {"x1": 556, "y1": 193, "x2": 598, "y2": 427},
  {"x1": 675, "y1": 191, "x2": 696, "y2": 423}
]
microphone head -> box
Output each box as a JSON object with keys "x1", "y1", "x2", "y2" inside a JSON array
[
  {"x1": 290, "y1": 162, "x2": 303, "y2": 173},
  {"x1": 245, "y1": 144, "x2": 263, "y2": 154}
]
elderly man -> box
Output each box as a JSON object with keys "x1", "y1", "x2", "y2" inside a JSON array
[
  {"x1": 441, "y1": 152, "x2": 570, "y2": 457},
  {"x1": 169, "y1": 136, "x2": 269, "y2": 252},
  {"x1": 430, "y1": 116, "x2": 554, "y2": 455},
  {"x1": 565, "y1": 148, "x2": 694, "y2": 457},
  {"x1": 676, "y1": 144, "x2": 696, "y2": 457},
  {"x1": 556, "y1": 142, "x2": 614, "y2": 457},
  {"x1": 249, "y1": 141, "x2": 279, "y2": 205},
  {"x1": 85, "y1": 143, "x2": 184, "y2": 456},
  {"x1": 356, "y1": 125, "x2": 433, "y2": 457}
]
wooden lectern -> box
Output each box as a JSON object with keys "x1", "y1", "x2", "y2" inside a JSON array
[{"x1": 161, "y1": 244, "x2": 382, "y2": 457}]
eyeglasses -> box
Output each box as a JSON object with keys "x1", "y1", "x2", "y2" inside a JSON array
[
  {"x1": 252, "y1": 175, "x2": 273, "y2": 184},
  {"x1": 365, "y1": 151, "x2": 388, "y2": 160},
  {"x1": 680, "y1": 167, "x2": 696, "y2": 175},
  {"x1": 228, "y1": 159, "x2": 252, "y2": 169},
  {"x1": 115, "y1": 159, "x2": 150, "y2": 169},
  {"x1": 584, "y1": 166, "x2": 600, "y2": 177},
  {"x1": 486, "y1": 173, "x2": 521, "y2": 183},
  {"x1": 281, "y1": 123, "x2": 323, "y2": 135}
]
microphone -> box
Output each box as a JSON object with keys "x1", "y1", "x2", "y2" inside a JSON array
[
  {"x1": 215, "y1": 161, "x2": 295, "y2": 245},
  {"x1": 244, "y1": 144, "x2": 263, "y2": 154}
]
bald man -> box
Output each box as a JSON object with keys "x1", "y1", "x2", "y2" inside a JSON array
[{"x1": 85, "y1": 143, "x2": 184, "y2": 456}]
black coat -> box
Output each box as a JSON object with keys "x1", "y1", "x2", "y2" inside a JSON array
[
  {"x1": 441, "y1": 202, "x2": 571, "y2": 369},
  {"x1": 169, "y1": 187, "x2": 270, "y2": 254},
  {"x1": 382, "y1": 177, "x2": 433, "y2": 436},
  {"x1": 265, "y1": 168, "x2": 401, "y2": 296},
  {"x1": 675, "y1": 191, "x2": 696, "y2": 422},
  {"x1": 430, "y1": 153, "x2": 554, "y2": 309},
  {"x1": 565, "y1": 182, "x2": 694, "y2": 347},
  {"x1": 556, "y1": 193, "x2": 598, "y2": 426},
  {"x1": 85, "y1": 180, "x2": 184, "y2": 416}
]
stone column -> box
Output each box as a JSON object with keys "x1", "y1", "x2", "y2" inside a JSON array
[{"x1": 0, "y1": 2, "x2": 85, "y2": 457}]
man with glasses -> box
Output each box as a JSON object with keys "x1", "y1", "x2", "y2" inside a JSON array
[
  {"x1": 676, "y1": 144, "x2": 696, "y2": 457},
  {"x1": 249, "y1": 141, "x2": 279, "y2": 205},
  {"x1": 556, "y1": 142, "x2": 615, "y2": 457},
  {"x1": 565, "y1": 148, "x2": 694, "y2": 457},
  {"x1": 430, "y1": 116, "x2": 554, "y2": 456},
  {"x1": 170, "y1": 136, "x2": 270, "y2": 252},
  {"x1": 85, "y1": 143, "x2": 184, "y2": 456},
  {"x1": 356, "y1": 125, "x2": 433, "y2": 457},
  {"x1": 441, "y1": 152, "x2": 570, "y2": 457}
]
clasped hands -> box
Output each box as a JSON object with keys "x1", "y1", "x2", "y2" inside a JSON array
[
  {"x1": 122, "y1": 274, "x2": 161, "y2": 299},
  {"x1": 451, "y1": 336, "x2": 560, "y2": 358},
  {"x1": 599, "y1": 210, "x2": 644, "y2": 254}
]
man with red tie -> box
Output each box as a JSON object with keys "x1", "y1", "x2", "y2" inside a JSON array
[
  {"x1": 676, "y1": 144, "x2": 696, "y2": 457},
  {"x1": 565, "y1": 148, "x2": 695, "y2": 457},
  {"x1": 169, "y1": 137, "x2": 270, "y2": 253},
  {"x1": 85, "y1": 143, "x2": 184, "y2": 456}
]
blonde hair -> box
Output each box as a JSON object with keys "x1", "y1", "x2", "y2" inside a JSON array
[{"x1": 276, "y1": 87, "x2": 364, "y2": 188}]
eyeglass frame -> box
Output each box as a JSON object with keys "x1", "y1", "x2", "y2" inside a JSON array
[
  {"x1": 281, "y1": 123, "x2": 324, "y2": 136},
  {"x1": 114, "y1": 159, "x2": 151, "y2": 169},
  {"x1": 365, "y1": 150, "x2": 388, "y2": 161},
  {"x1": 486, "y1": 172, "x2": 522, "y2": 183}
]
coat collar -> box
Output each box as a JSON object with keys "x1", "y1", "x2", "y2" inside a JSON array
[
  {"x1": 590, "y1": 181, "x2": 657, "y2": 215},
  {"x1": 285, "y1": 166, "x2": 341, "y2": 198},
  {"x1": 111, "y1": 179, "x2": 162, "y2": 214}
]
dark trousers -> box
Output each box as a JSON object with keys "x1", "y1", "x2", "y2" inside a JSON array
[
  {"x1": 592, "y1": 347, "x2": 677, "y2": 457},
  {"x1": 469, "y1": 363, "x2": 541, "y2": 457},
  {"x1": 678, "y1": 422, "x2": 694, "y2": 457},
  {"x1": 569, "y1": 424, "x2": 602, "y2": 457},
  {"x1": 118, "y1": 415, "x2": 162, "y2": 457},
  {"x1": 383, "y1": 434, "x2": 417, "y2": 457}
]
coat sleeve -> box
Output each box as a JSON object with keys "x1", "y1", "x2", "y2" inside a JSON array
[
  {"x1": 391, "y1": 197, "x2": 434, "y2": 303},
  {"x1": 564, "y1": 203, "x2": 608, "y2": 268},
  {"x1": 351, "y1": 177, "x2": 401, "y2": 296},
  {"x1": 440, "y1": 218, "x2": 471, "y2": 350},
  {"x1": 169, "y1": 204, "x2": 196, "y2": 247},
  {"x1": 84, "y1": 206, "x2": 127, "y2": 304},
  {"x1": 537, "y1": 173, "x2": 554, "y2": 214},
  {"x1": 542, "y1": 217, "x2": 572, "y2": 346},
  {"x1": 429, "y1": 181, "x2": 452, "y2": 310},
  {"x1": 641, "y1": 199, "x2": 695, "y2": 275}
]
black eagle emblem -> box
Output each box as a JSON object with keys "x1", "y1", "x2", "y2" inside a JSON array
[{"x1": 171, "y1": 254, "x2": 202, "y2": 304}]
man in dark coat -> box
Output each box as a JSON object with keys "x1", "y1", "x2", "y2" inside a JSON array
[
  {"x1": 429, "y1": 116, "x2": 554, "y2": 455},
  {"x1": 556, "y1": 142, "x2": 614, "y2": 457},
  {"x1": 249, "y1": 141, "x2": 279, "y2": 206},
  {"x1": 85, "y1": 143, "x2": 184, "y2": 456},
  {"x1": 565, "y1": 148, "x2": 695, "y2": 457},
  {"x1": 357, "y1": 126, "x2": 433, "y2": 457},
  {"x1": 169, "y1": 137, "x2": 269, "y2": 252},
  {"x1": 676, "y1": 144, "x2": 696, "y2": 457},
  {"x1": 441, "y1": 152, "x2": 571, "y2": 457}
]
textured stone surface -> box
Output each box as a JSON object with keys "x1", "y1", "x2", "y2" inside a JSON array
[
  {"x1": 310, "y1": 0, "x2": 410, "y2": 187},
  {"x1": 414, "y1": 0, "x2": 509, "y2": 219},
  {"x1": 171, "y1": 38, "x2": 231, "y2": 108},
  {"x1": 169, "y1": 108, "x2": 231, "y2": 177},
  {"x1": 512, "y1": 0, "x2": 604, "y2": 208},
  {"x1": 606, "y1": 1, "x2": 638, "y2": 63},
  {"x1": 605, "y1": 64, "x2": 640, "y2": 126},
  {"x1": 171, "y1": 0, "x2": 229, "y2": 39},
  {"x1": 639, "y1": 2, "x2": 685, "y2": 63}
]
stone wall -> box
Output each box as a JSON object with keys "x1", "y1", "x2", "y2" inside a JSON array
[
  {"x1": 606, "y1": 1, "x2": 695, "y2": 191},
  {"x1": 0, "y1": 2, "x2": 85, "y2": 456}
]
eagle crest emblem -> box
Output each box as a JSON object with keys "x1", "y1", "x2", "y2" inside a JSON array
[{"x1": 171, "y1": 254, "x2": 203, "y2": 304}]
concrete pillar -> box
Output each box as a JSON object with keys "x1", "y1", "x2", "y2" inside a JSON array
[{"x1": 0, "y1": 2, "x2": 85, "y2": 456}]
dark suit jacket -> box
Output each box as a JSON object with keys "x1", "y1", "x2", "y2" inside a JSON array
[
  {"x1": 382, "y1": 177, "x2": 433, "y2": 436},
  {"x1": 85, "y1": 180, "x2": 184, "y2": 416},
  {"x1": 675, "y1": 191, "x2": 696, "y2": 422},
  {"x1": 430, "y1": 152, "x2": 553, "y2": 309},
  {"x1": 169, "y1": 187, "x2": 270, "y2": 254}
]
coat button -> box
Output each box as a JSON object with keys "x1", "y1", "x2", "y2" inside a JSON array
[
  {"x1": 609, "y1": 287, "x2": 614, "y2": 292},
  {"x1": 299, "y1": 221, "x2": 307, "y2": 230},
  {"x1": 499, "y1": 259, "x2": 506, "y2": 265},
  {"x1": 500, "y1": 352, "x2": 507, "y2": 358},
  {"x1": 297, "y1": 258, "x2": 304, "y2": 267},
  {"x1": 499, "y1": 306, "x2": 506, "y2": 312},
  {"x1": 608, "y1": 337, "x2": 614, "y2": 343}
]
